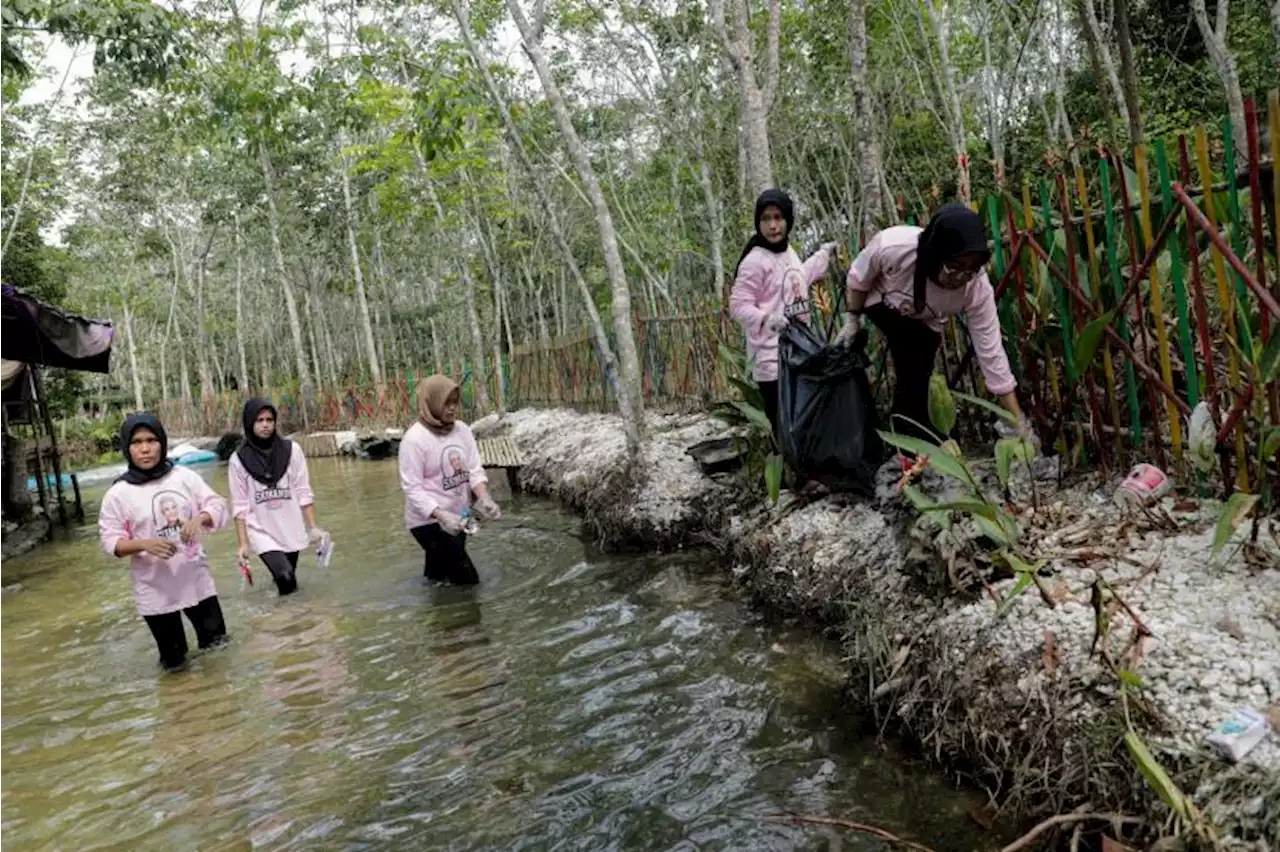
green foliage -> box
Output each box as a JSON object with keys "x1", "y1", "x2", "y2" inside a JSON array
[{"x1": 1212, "y1": 492, "x2": 1259, "y2": 557}]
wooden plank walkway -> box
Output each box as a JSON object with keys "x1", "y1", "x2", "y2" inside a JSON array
[
  {"x1": 477, "y1": 435, "x2": 524, "y2": 491},
  {"x1": 478, "y1": 436, "x2": 524, "y2": 468}
]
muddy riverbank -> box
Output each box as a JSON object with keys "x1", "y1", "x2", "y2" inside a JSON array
[{"x1": 483, "y1": 407, "x2": 1280, "y2": 850}]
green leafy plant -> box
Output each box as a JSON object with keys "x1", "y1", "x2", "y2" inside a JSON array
[{"x1": 712, "y1": 340, "x2": 784, "y2": 505}]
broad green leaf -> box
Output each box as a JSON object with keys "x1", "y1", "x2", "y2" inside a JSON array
[
  {"x1": 1257, "y1": 326, "x2": 1280, "y2": 383},
  {"x1": 876, "y1": 430, "x2": 976, "y2": 486},
  {"x1": 1119, "y1": 669, "x2": 1145, "y2": 690},
  {"x1": 996, "y1": 572, "x2": 1033, "y2": 618},
  {"x1": 1262, "y1": 428, "x2": 1280, "y2": 462},
  {"x1": 928, "y1": 372, "x2": 957, "y2": 436},
  {"x1": 764, "y1": 453, "x2": 783, "y2": 505},
  {"x1": 1074, "y1": 309, "x2": 1115, "y2": 373},
  {"x1": 953, "y1": 389, "x2": 1016, "y2": 422},
  {"x1": 920, "y1": 499, "x2": 1001, "y2": 522},
  {"x1": 1000, "y1": 550, "x2": 1043, "y2": 575},
  {"x1": 995, "y1": 436, "x2": 1036, "y2": 488},
  {"x1": 1124, "y1": 731, "x2": 1191, "y2": 821},
  {"x1": 975, "y1": 510, "x2": 1020, "y2": 546},
  {"x1": 1212, "y1": 492, "x2": 1259, "y2": 555},
  {"x1": 732, "y1": 399, "x2": 773, "y2": 435}
]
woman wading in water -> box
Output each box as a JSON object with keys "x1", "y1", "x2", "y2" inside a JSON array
[
  {"x1": 98, "y1": 413, "x2": 230, "y2": 672},
  {"x1": 399, "y1": 375, "x2": 501, "y2": 585},
  {"x1": 229, "y1": 398, "x2": 327, "y2": 596}
]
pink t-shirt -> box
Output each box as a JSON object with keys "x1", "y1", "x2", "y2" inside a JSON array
[
  {"x1": 228, "y1": 445, "x2": 315, "y2": 555},
  {"x1": 847, "y1": 226, "x2": 1016, "y2": 396},
  {"x1": 729, "y1": 244, "x2": 833, "y2": 381},
  {"x1": 399, "y1": 421, "x2": 488, "y2": 529},
  {"x1": 98, "y1": 467, "x2": 229, "y2": 616}
]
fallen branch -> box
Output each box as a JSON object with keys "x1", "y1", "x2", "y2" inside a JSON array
[
  {"x1": 1000, "y1": 812, "x2": 1142, "y2": 852},
  {"x1": 762, "y1": 813, "x2": 936, "y2": 852}
]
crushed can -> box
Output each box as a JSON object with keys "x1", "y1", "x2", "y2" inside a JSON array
[
  {"x1": 1207, "y1": 707, "x2": 1271, "y2": 763},
  {"x1": 1114, "y1": 463, "x2": 1173, "y2": 509}
]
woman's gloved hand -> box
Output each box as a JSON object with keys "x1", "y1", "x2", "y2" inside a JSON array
[
  {"x1": 820, "y1": 241, "x2": 841, "y2": 259},
  {"x1": 474, "y1": 494, "x2": 502, "y2": 521},
  {"x1": 764, "y1": 314, "x2": 789, "y2": 334},
  {"x1": 995, "y1": 416, "x2": 1040, "y2": 454},
  {"x1": 831, "y1": 313, "x2": 861, "y2": 348},
  {"x1": 433, "y1": 510, "x2": 467, "y2": 536}
]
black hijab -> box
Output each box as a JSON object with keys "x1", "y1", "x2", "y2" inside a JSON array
[
  {"x1": 734, "y1": 188, "x2": 795, "y2": 274},
  {"x1": 118, "y1": 412, "x2": 175, "y2": 485},
  {"x1": 236, "y1": 397, "x2": 292, "y2": 486},
  {"x1": 913, "y1": 204, "x2": 991, "y2": 313}
]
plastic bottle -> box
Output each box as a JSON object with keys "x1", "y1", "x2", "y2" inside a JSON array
[{"x1": 459, "y1": 508, "x2": 480, "y2": 536}]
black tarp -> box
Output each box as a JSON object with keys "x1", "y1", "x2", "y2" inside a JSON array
[
  {"x1": 777, "y1": 322, "x2": 883, "y2": 496},
  {"x1": 1, "y1": 284, "x2": 113, "y2": 373}
]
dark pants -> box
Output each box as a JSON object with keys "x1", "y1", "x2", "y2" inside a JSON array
[
  {"x1": 865, "y1": 304, "x2": 943, "y2": 444},
  {"x1": 143, "y1": 596, "x2": 228, "y2": 671},
  {"x1": 757, "y1": 380, "x2": 780, "y2": 438},
  {"x1": 259, "y1": 550, "x2": 300, "y2": 595},
  {"x1": 410, "y1": 524, "x2": 479, "y2": 586}
]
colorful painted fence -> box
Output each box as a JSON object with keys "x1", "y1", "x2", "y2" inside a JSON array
[{"x1": 159, "y1": 92, "x2": 1279, "y2": 497}]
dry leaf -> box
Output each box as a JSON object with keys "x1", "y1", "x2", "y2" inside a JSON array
[
  {"x1": 1102, "y1": 835, "x2": 1135, "y2": 852},
  {"x1": 1171, "y1": 499, "x2": 1198, "y2": 513},
  {"x1": 1042, "y1": 629, "x2": 1059, "y2": 676}
]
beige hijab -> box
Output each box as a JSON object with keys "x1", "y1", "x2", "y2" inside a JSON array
[{"x1": 417, "y1": 374, "x2": 460, "y2": 434}]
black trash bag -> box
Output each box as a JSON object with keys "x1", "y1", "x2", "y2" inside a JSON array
[{"x1": 777, "y1": 321, "x2": 884, "y2": 496}]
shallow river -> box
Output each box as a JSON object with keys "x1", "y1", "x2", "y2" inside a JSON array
[{"x1": 2, "y1": 458, "x2": 994, "y2": 851}]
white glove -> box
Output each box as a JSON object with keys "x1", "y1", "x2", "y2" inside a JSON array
[
  {"x1": 307, "y1": 526, "x2": 328, "y2": 545},
  {"x1": 474, "y1": 494, "x2": 501, "y2": 521},
  {"x1": 821, "y1": 241, "x2": 841, "y2": 257},
  {"x1": 995, "y1": 416, "x2": 1040, "y2": 454},
  {"x1": 831, "y1": 313, "x2": 860, "y2": 348},
  {"x1": 764, "y1": 314, "x2": 789, "y2": 334},
  {"x1": 434, "y1": 510, "x2": 467, "y2": 536}
]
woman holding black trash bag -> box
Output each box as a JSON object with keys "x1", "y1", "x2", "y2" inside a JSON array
[
  {"x1": 729, "y1": 188, "x2": 840, "y2": 435},
  {"x1": 833, "y1": 204, "x2": 1031, "y2": 460}
]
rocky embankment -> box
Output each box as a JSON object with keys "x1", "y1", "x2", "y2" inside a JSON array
[{"x1": 479, "y1": 407, "x2": 1279, "y2": 850}]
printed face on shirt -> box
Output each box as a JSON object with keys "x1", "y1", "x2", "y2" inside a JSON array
[
  {"x1": 153, "y1": 491, "x2": 190, "y2": 539},
  {"x1": 782, "y1": 267, "x2": 810, "y2": 320},
  {"x1": 441, "y1": 446, "x2": 470, "y2": 491}
]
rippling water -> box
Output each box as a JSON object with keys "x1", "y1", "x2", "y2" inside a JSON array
[{"x1": 2, "y1": 458, "x2": 993, "y2": 850}]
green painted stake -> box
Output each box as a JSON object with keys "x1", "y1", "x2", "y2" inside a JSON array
[
  {"x1": 1154, "y1": 141, "x2": 1200, "y2": 407},
  {"x1": 1040, "y1": 179, "x2": 1075, "y2": 385},
  {"x1": 985, "y1": 195, "x2": 1021, "y2": 376},
  {"x1": 1098, "y1": 154, "x2": 1143, "y2": 446},
  {"x1": 1221, "y1": 117, "x2": 1252, "y2": 344}
]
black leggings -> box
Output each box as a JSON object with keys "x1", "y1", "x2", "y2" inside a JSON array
[
  {"x1": 143, "y1": 596, "x2": 228, "y2": 670},
  {"x1": 410, "y1": 524, "x2": 479, "y2": 586},
  {"x1": 865, "y1": 304, "x2": 943, "y2": 444},
  {"x1": 259, "y1": 550, "x2": 300, "y2": 595},
  {"x1": 757, "y1": 380, "x2": 780, "y2": 439}
]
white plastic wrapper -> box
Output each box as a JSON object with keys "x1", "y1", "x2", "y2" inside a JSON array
[
  {"x1": 1206, "y1": 707, "x2": 1271, "y2": 763},
  {"x1": 1188, "y1": 401, "x2": 1216, "y2": 474}
]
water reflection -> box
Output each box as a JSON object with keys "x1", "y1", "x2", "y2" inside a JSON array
[{"x1": 2, "y1": 458, "x2": 996, "y2": 851}]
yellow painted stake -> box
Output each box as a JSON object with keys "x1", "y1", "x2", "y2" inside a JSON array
[
  {"x1": 1075, "y1": 165, "x2": 1125, "y2": 462},
  {"x1": 1194, "y1": 126, "x2": 1248, "y2": 490},
  {"x1": 1134, "y1": 145, "x2": 1183, "y2": 465}
]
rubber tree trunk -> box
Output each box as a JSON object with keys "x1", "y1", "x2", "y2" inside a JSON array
[
  {"x1": 258, "y1": 141, "x2": 313, "y2": 425},
  {"x1": 1113, "y1": 0, "x2": 1144, "y2": 147},
  {"x1": 233, "y1": 213, "x2": 251, "y2": 393},
  {"x1": 504, "y1": 0, "x2": 644, "y2": 457},
  {"x1": 1190, "y1": 0, "x2": 1248, "y2": 170},
  {"x1": 709, "y1": 0, "x2": 780, "y2": 196},
  {"x1": 848, "y1": 0, "x2": 889, "y2": 233},
  {"x1": 338, "y1": 139, "x2": 384, "y2": 390}
]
